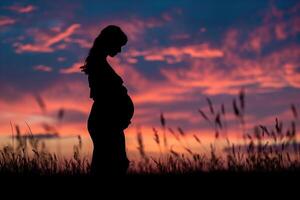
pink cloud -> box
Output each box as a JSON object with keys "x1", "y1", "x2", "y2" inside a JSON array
[
  {"x1": 160, "y1": 63, "x2": 244, "y2": 95},
  {"x1": 223, "y1": 29, "x2": 239, "y2": 50},
  {"x1": 158, "y1": 41, "x2": 300, "y2": 96},
  {"x1": 33, "y1": 65, "x2": 53, "y2": 72},
  {"x1": 0, "y1": 16, "x2": 16, "y2": 26},
  {"x1": 59, "y1": 61, "x2": 83, "y2": 74},
  {"x1": 126, "y1": 57, "x2": 138, "y2": 64},
  {"x1": 275, "y1": 22, "x2": 287, "y2": 40},
  {"x1": 14, "y1": 24, "x2": 81, "y2": 53},
  {"x1": 6, "y1": 5, "x2": 36, "y2": 13},
  {"x1": 126, "y1": 43, "x2": 224, "y2": 64},
  {"x1": 284, "y1": 64, "x2": 300, "y2": 88},
  {"x1": 104, "y1": 38, "x2": 297, "y2": 107},
  {"x1": 244, "y1": 26, "x2": 271, "y2": 53},
  {"x1": 243, "y1": 4, "x2": 300, "y2": 53}
]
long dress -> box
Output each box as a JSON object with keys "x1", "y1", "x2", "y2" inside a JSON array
[{"x1": 87, "y1": 59, "x2": 134, "y2": 175}]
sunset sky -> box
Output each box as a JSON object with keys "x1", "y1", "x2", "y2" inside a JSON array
[{"x1": 0, "y1": 0, "x2": 299, "y2": 157}]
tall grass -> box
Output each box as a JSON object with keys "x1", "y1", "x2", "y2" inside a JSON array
[
  {"x1": 0, "y1": 89, "x2": 299, "y2": 175},
  {"x1": 0, "y1": 129, "x2": 89, "y2": 176},
  {"x1": 130, "y1": 89, "x2": 300, "y2": 174}
]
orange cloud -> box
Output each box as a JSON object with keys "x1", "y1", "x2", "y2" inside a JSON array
[
  {"x1": 158, "y1": 40, "x2": 300, "y2": 95},
  {"x1": 126, "y1": 43, "x2": 224, "y2": 64},
  {"x1": 14, "y1": 24, "x2": 81, "y2": 53},
  {"x1": 59, "y1": 61, "x2": 83, "y2": 74},
  {"x1": 284, "y1": 64, "x2": 300, "y2": 88}
]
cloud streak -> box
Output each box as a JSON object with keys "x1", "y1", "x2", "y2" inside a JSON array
[
  {"x1": 126, "y1": 43, "x2": 223, "y2": 64},
  {"x1": 0, "y1": 16, "x2": 16, "y2": 26},
  {"x1": 14, "y1": 24, "x2": 81, "y2": 53},
  {"x1": 33, "y1": 65, "x2": 53, "y2": 72},
  {"x1": 6, "y1": 5, "x2": 37, "y2": 13},
  {"x1": 59, "y1": 61, "x2": 82, "y2": 74}
]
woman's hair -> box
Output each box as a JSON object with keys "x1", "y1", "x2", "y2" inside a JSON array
[{"x1": 81, "y1": 25, "x2": 128, "y2": 74}]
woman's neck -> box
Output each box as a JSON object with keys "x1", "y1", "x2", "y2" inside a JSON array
[{"x1": 98, "y1": 51, "x2": 108, "y2": 59}]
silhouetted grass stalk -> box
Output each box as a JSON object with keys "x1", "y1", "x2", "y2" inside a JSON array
[{"x1": 0, "y1": 89, "x2": 299, "y2": 175}]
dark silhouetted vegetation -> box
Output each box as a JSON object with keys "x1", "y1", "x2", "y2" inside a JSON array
[{"x1": 1, "y1": 89, "x2": 299, "y2": 176}]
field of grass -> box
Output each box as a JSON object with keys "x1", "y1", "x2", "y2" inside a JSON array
[{"x1": 0, "y1": 89, "x2": 299, "y2": 176}]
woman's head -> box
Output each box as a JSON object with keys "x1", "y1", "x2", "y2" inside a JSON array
[
  {"x1": 95, "y1": 25, "x2": 127, "y2": 56},
  {"x1": 81, "y1": 25, "x2": 127, "y2": 74}
]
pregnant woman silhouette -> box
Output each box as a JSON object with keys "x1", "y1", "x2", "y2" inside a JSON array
[{"x1": 81, "y1": 25, "x2": 134, "y2": 175}]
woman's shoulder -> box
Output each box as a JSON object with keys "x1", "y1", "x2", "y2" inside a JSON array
[
  {"x1": 87, "y1": 60, "x2": 123, "y2": 83},
  {"x1": 88, "y1": 68, "x2": 123, "y2": 87}
]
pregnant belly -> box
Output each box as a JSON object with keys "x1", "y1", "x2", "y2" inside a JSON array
[
  {"x1": 120, "y1": 94, "x2": 134, "y2": 122},
  {"x1": 90, "y1": 92, "x2": 134, "y2": 129}
]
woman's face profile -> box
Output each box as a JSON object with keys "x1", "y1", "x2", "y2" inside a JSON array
[
  {"x1": 105, "y1": 37, "x2": 126, "y2": 57},
  {"x1": 107, "y1": 44, "x2": 123, "y2": 57}
]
